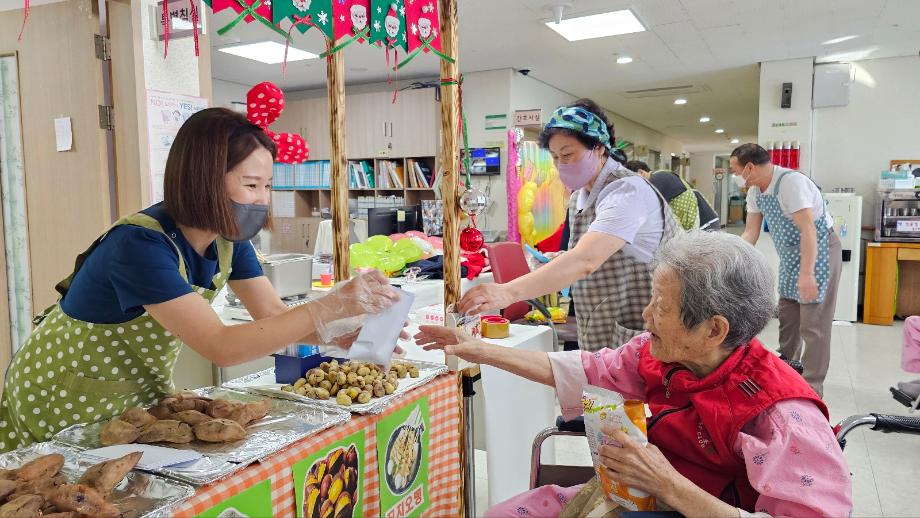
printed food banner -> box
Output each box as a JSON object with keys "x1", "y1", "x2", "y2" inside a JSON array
[
  {"x1": 376, "y1": 397, "x2": 430, "y2": 518},
  {"x1": 194, "y1": 478, "x2": 272, "y2": 518},
  {"x1": 293, "y1": 430, "x2": 365, "y2": 518}
]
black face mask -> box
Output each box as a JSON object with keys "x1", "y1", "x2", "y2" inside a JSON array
[{"x1": 225, "y1": 201, "x2": 269, "y2": 243}]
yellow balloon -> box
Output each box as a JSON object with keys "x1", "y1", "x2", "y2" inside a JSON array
[
  {"x1": 518, "y1": 186, "x2": 535, "y2": 213},
  {"x1": 519, "y1": 212, "x2": 534, "y2": 242}
]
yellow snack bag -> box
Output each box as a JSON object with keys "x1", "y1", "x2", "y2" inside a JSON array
[{"x1": 582, "y1": 385, "x2": 656, "y2": 511}]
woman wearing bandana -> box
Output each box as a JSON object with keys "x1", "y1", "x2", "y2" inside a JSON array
[
  {"x1": 0, "y1": 108, "x2": 400, "y2": 450},
  {"x1": 459, "y1": 99, "x2": 680, "y2": 351}
]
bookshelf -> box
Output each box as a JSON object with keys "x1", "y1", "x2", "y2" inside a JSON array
[{"x1": 271, "y1": 156, "x2": 438, "y2": 219}]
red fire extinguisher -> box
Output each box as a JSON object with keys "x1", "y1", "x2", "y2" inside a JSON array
[
  {"x1": 790, "y1": 141, "x2": 800, "y2": 170},
  {"x1": 766, "y1": 141, "x2": 774, "y2": 165},
  {"x1": 770, "y1": 141, "x2": 781, "y2": 164}
]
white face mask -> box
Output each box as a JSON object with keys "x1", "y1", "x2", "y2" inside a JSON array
[{"x1": 732, "y1": 174, "x2": 747, "y2": 190}]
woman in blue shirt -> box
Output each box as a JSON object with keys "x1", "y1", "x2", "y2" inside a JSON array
[{"x1": 0, "y1": 108, "x2": 397, "y2": 450}]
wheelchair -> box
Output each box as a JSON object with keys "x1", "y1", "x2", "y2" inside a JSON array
[{"x1": 529, "y1": 358, "x2": 920, "y2": 492}]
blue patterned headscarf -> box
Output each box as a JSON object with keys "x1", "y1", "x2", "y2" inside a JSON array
[{"x1": 544, "y1": 106, "x2": 614, "y2": 154}]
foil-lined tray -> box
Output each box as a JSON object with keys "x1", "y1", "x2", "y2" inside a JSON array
[
  {"x1": 0, "y1": 441, "x2": 194, "y2": 518},
  {"x1": 52, "y1": 387, "x2": 350, "y2": 485},
  {"x1": 222, "y1": 358, "x2": 448, "y2": 414}
]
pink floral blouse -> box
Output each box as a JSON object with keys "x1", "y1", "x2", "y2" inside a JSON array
[{"x1": 548, "y1": 334, "x2": 853, "y2": 517}]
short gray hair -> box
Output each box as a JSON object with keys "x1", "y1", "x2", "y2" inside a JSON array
[{"x1": 652, "y1": 231, "x2": 776, "y2": 349}]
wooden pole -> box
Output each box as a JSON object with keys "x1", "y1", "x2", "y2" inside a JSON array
[
  {"x1": 439, "y1": 0, "x2": 460, "y2": 310},
  {"x1": 327, "y1": 50, "x2": 350, "y2": 282}
]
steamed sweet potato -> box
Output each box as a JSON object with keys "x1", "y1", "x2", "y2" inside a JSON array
[
  {"x1": 49, "y1": 484, "x2": 119, "y2": 518},
  {"x1": 14, "y1": 454, "x2": 64, "y2": 482},
  {"x1": 205, "y1": 399, "x2": 244, "y2": 420},
  {"x1": 77, "y1": 451, "x2": 141, "y2": 499},
  {"x1": 136, "y1": 420, "x2": 193, "y2": 444},
  {"x1": 0, "y1": 494, "x2": 43, "y2": 518},
  {"x1": 99, "y1": 419, "x2": 139, "y2": 446},
  {"x1": 170, "y1": 410, "x2": 212, "y2": 426},
  {"x1": 0, "y1": 479, "x2": 16, "y2": 500},
  {"x1": 118, "y1": 407, "x2": 157, "y2": 428},
  {"x1": 227, "y1": 400, "x2": 272, "y2": 427},
  {"x1": 192, "y1": 418, "x2": 247, "y2": 443}
]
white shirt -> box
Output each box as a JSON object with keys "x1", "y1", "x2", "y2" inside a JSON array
[
  {"x1": 576, "y1": 173, "x2": 665, "y2": 264},
  {"x1": 746, "y1": 166, "x2": 834, "y2": 229}
]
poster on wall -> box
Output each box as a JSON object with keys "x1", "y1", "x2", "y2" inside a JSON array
[
  {"x1": 194, "y1": 478, "x2": 272, "y2": 517},
  {"x1": 146, "y1": 90, "x2": 208, "y2": 203},
  {"x1": 376, "y1": 398, "x2": 430, "y2": 518},
  {"x1": 292, "y1": 430, "x2": 365, "y2": 518}
]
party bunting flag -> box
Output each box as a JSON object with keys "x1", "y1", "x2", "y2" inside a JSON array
[
  {"x1": 273, "y1": 0, "x2": 334, "y2": 38},
  {"x1": 205, "y1": 0, "x2": 270, "y2": 23},
  {"x1": 369, "y1": 0, "x2": 407, "y2": 52},
  {"x1": 333, "y1": 0, "x2": 371, "y2": 44},
  {"x1": 397, "y1": 0, "x2": 451, "y2": 68}
]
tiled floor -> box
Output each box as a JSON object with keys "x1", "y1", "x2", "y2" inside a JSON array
[{"x1": 472, "y1": 228, "x2": 920, "y2": 516}]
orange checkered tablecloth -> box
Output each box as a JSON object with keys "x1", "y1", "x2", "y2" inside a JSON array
[{"x1": 171, "y1": 373, "x2": 462, "y2": 517}]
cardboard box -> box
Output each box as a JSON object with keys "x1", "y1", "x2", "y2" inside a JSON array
[{"x1": 269, "y1": 217, "x2": 322, "y2": 254}]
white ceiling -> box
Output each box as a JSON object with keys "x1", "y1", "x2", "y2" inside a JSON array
[{"x1": 208, "y1": 0, "x2": 920, "y2": 151}]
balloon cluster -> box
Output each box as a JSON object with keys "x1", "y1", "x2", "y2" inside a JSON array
[{"x1": 350, "y1": 234, "x2": 433, "y2": 276}]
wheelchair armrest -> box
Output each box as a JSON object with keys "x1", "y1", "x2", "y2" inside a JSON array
[{"x1": 555, "y1": 415, "x2": 585, "y2": 434}]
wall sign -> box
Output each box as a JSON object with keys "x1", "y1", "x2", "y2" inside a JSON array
[
  {"x1": 146, "y1": 90, "x2": 208, "y2": 203},
  {"x1": 770, "y1": 122, "x2": 799, "y2": 128},
  {"x1": 484, "y1": 114, "x2": 507, "y2": 131},
  {"x1": 155, "y1": 0, "x2": 203, "y2": 41},
  {"x1": 513, "y1": 109, "x2": 542, "y2": 127}
]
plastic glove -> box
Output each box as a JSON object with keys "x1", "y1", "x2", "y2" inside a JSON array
[{"x1": 309, "y1": 270, "x2": 400, "y2": 344}]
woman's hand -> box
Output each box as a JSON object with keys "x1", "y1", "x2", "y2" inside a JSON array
[
  {"x1": 798, "y1": 272, "x2": 818, "y2": 303},
  {"x1": 457, "y1": 283, "x2": 517, "y2": 315},
  {"x1": 413, "y1": 325, "x2": 485, "y2": 363},
  {"x1": 598, "y1": 428, "x2": 683, "y2": 501}
]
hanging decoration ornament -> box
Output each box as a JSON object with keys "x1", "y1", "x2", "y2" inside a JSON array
[
  {"x1": 207, "y1": 0, "x2": 290, "y2": 39},
  {"x1": 506, "y1": 128, "x2": 522, "y2": 243},
  {"x1": 459, "y1": 187, "x2": 488, "y2": 217},
  {"x1": 396, "y1": 0, "x2": 453, "y2": 69},
  {"x1": 459, "y1": 224, "x2": 484, "y2": 254},
  {"x1": 246, "y1": 82, "x2": 310, "y2": 164}
]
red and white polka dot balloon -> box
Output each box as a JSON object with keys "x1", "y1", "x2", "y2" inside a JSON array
[{"x1": 245, "y1": 81, "x2": 308, "y2": 164}]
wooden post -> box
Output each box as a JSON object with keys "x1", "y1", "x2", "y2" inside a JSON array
[
  {"x1": 439, "y1": 0, "x2": 460, "y2": 310},
  {"x1": 327, "y1": 50, "x2": 350, "y2": 282}
]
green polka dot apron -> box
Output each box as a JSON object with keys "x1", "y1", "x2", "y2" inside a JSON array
[
  {"x1": 757, "y1": 170, "x2": 831, "y2": 304},
  {"x1": 0, "y1": 213, "x2": 231, "y2": 451}
]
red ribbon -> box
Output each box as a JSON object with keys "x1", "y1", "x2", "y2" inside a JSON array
[
  {"x1": 283, "y1": 15, "x2": 331, "y2": 79},
  {"x1": 162, "y1": 0, "x2": 170, "y2": 58},
  {"x1": 17, "y1": 0, "x2": 29, "y2": 41},
  {"x1": 190, "y1": 0, "x2": 200, "y2": 56}
]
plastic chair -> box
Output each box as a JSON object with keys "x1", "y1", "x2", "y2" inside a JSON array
[{"x1": 485, "y1": 242, "x2": 579, "y2": 348}]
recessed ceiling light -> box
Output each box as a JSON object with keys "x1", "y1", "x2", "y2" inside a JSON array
[
  {"x1": 699, "y1": 116, "x2": 710, "y2": 123},
  {"x1": 714, "y1": 128, "x2": 725, "y2": 134},
  {"x1": 545, "y1": 9, "x2": 646, "y2": 42},
  {"x1": 822, "y1": 35, "x2": 858, "y2": 45},
  {"x1": 730, "y1": 138, "x2": 740, "y2": 144},
  {"x1": 218, "y1": 41, "x2": 318, "y2": 65},
  {"x1": 674, "y1": 98, "x2": 687, "y2": 105},
  {"x1": 616, "y1": 56, "x2": 633, "y2": 64}
]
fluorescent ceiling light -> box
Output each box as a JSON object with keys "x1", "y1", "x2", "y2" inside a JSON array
[
  {"x1": 730, "y1": 138, "x2": 740, "y2": 144},
  {"x1": 822, "y1": 35, "x2": 858, "y2": 45},
  {"x1": 546, "y1": 9, "x2": 645, "y2": 42},
  {"x1": 714, "y1": 128, "x2": 725, "y2": 134},
  {"x1": 218, "y1": 41, "x2": 318, "y2": 64},
  {"x1": 699, "y1": 116, "x2": 710, "y2": 123},
  {"x1": 616, "y1": 56, "x2": 633, "y2": 64},
  {"x1": 674, "y1": 98, "x2": 687, "y2": 105}
]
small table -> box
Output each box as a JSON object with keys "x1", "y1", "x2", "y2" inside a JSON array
[{"x1": 863, "y1": 241, "x2": 920, "y2": 325}]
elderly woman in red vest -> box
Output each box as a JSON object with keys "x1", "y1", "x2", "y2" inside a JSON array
[{"x1": 416, "y1": 231, "x2": 852, "y2": 517}]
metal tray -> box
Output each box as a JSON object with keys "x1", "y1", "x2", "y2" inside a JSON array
[
  {"x1": 0, "y1": 442, "x2": 194, "y2": 518},
  {"x1": 53, "y1": 387, "x2": 350, "y2": 485},
  {"x1": 222, "y1": 358, "x2": 448, "y2": 414}
]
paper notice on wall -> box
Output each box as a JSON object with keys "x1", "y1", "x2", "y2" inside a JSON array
[
  {"x1": 54, "y1": 117, "x2": 72, "y2": 152},
  {"x1": 146, "y1": 90, "x2": 208, "y2": 203}
]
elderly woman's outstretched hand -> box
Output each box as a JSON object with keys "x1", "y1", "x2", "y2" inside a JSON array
[{"x1": 413, "y1": 325, "x2": 485, "y2": 364}]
